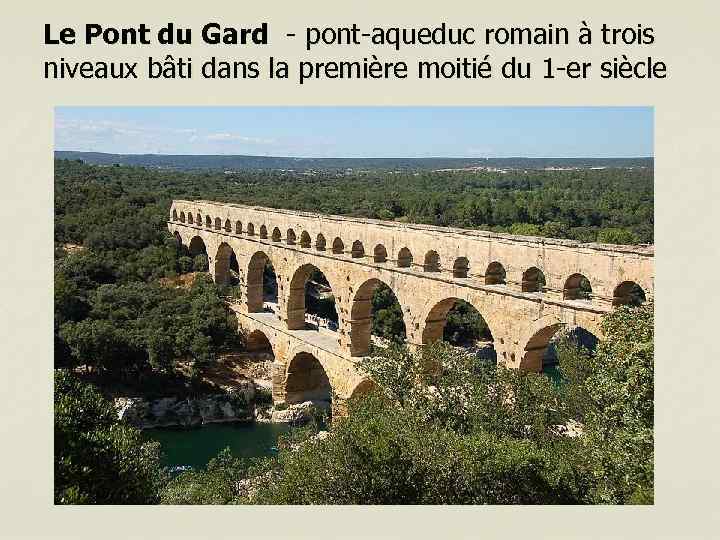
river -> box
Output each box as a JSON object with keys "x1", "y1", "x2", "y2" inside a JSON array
[{"x1": 144, "y1": 422, "x2": 291, "y2": 470}]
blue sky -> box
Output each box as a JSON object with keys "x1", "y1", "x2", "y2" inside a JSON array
[{"x1": 55, "y1": 106, "x2": 653, "y2": 158}]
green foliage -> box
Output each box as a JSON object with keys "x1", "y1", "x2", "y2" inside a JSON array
[
  {"x1": 53, "y1": 158, "x2": 654, "y2": 505},
  {"x1": 54, "y1": 370, "x2": 168, "y2": 504},
  {"x1": 58, "y1": 276, "x2": 239, "y2": 376},
  {"x1": 542, "y1": 221, "x2": 570, "y2": 239},
  {"x1": 508, "y1": 222, "x2": 542, "y2": 236},
  {"x1": 443, "y1": 300, "x2": 491, "y2": 345},
  {"x1": 557, "y1": 304, "x2": 654, "y2": 503},
  {"x1": 55, "y1": 159, "x2": 654, "y2": 245},
  {"x1": 245, "y1": 392, "x2": 589, "y2": 504},
  {"x1": 370, "y1": 283, "x2": 406, "y2": 341},
  {"x1": 254, "y1": 385, "x2": 274, "y2": 405},
  {"x1": 235, "y1": 306, "x2": 653, "y2": 505},
  {"x1": 596, "y1": 228, "x2": 640, "y2": 245},
  {"x1": 160, "y1": 448, "x2": 246, "y2": 504},
  {"x1": 193, "y1": 254, "x2": 209, "y2": 272}
]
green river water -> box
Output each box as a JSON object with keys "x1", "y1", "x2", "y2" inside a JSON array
[{"x1": 144, "y1": 422, "x2": 291, "y2": 470}]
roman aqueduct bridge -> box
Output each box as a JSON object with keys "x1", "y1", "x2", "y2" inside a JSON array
[{"x1": 168, "y1": 200, "x2": 654, "y2": 412}]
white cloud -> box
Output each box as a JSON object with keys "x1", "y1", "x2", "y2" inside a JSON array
[
  {"x1": 203, "y1": 132, "x2": 275, "y2": 145},
  {"x1": 54, "y1": 117, "x2": 278, "y2": 154}
]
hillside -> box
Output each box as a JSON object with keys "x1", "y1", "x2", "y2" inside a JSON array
[{"x1": 54, "y1": 151, "x2": 653, "y2": 172}]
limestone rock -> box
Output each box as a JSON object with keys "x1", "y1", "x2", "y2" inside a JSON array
[
  {"x1": 114, "y1": 381, "x2": 256, "y2": 429},
  {"x1": 270, "y1": 400, "x2": 331, "y2": 425}
]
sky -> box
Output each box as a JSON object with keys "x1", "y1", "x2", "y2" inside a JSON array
[{"x1": 54, "y1": 106, "x2": 653, "y2": 158}]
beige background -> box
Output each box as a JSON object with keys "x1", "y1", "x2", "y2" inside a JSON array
[{"x1": 1, "y1": 0, "x2": 718, "y2": 538}]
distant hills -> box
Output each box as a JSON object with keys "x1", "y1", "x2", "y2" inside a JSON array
[{"x1": 54, "y1": 151, "x2": 653, "y2": 172}]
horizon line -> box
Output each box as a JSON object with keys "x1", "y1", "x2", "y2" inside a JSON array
[{"x1": 54, "y1": 150, "x2": 654, "y2": 160}]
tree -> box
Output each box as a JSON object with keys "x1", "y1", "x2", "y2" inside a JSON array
[
  {"x1": 557, "y1": 304, "x2": 654, "y2": 503},
  {"x1": 597, "y1": 228, "x2": 639, "y2": 245},
  {"x1": 443, "y1": 300, "x2": 490, "y2": 345},
  {"x1": 58, "y1": 277, "x2": 238, "y2": 378},
  {"x1": 229, "y1": 305, "x2": 653, "y2": 505},
  {"x1": 542, "y1": 221, "x2": 570, "y2": 239},
  {"x1": 193, "y1": 254, "x2": 209, "y2": 272},
  {"x1": 54, "y1": 370, "x2": 168, "y2": 504},
  {"x1": 508, "y1": 223, "x2": 542, "y2": 236},
  {"x1": 371, "y1": 284, "x2": 406, "y2": 341},
  {"x1": 160, "y1": 448, "x2": 246, "y2": 504}
]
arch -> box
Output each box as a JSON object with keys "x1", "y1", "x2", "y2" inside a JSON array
[
  {"x1": 485, "y1": 262, "x2": 506, "y2": 285},
  {"x1": 351, "y1": 240, "x2": 365, "y2": 259},
  {"x1": 173, "y1": 230, "x2": 182, "y2": 245},
  {"x1": 179, "y1": 211, "x2": 186, "y2": 223},
  {"x1": 246, "y1": 223, "x2": 255, "y2": 236},
  {"x1": 286, "y1": 263, "x2": 338, "y2": 331},
  {"x1": 284, "y1": 351, "x2": 332, "y2": 405},
  {"x1": 214, "y1": 217, "x2": 222, "y2": 230},
  {"x1": 188, "y1": 236, "x2": 207, "y2": 257},
  {"x1": 224, "y1": 219, "x2": 232, "y2": 232},
  {"x1": 348, "y1": 379, "x2": 376, "y2": 401},
  {"x1": 520, "y1": 321, "x2": 564, "y2": 372},
  {"x1": 235, "y1": 220, "x2": 242, "y2": 234},
  {"x1": 563, "y1": 273, "x2": 592, "y2": 301},
  {"x1": 286, "y1": 228, "x2": 297, "y2": 245},
  {"x1": 453, "y1": 257, "x2": 469, "y2": 278},
  {"x1": 520, "y1": 320, "x2": 599, "y2": 374},
  {"x1": 373, "y1": 244, "x2": 387, "y2": 263},
  {"x1": 259, "y1": 225, "x2": 268, "y2": 239},
  {"x1": 246, "y1": 251, "x2": 277, "y2": 312},
  {"x1": 332, "y1": 237, "x2": 344, "y2": 255},
  {"x1": 271, "y1": 227, "x2": 282, "y2": 242},
  {"x1": 188, "y1": 213, "x2": 194, "y2": 225},
  {"x1": 172, "y1": 209, "x2": 178, "y2": 221},
  {"x1": 188, "y1": 236, "x2": 209, "y2": 271},
  {"x1": 214, "y1": 242, "x2": 240, "y2": 286},
  {"x1": 205, "y1": 215, "x2": 212, "y2": 228},
  {"x1": 349, "y1": 278, "x2": 406, "y2": 356},
  {"x1": 421, "y1": 297, "x2": 494, "y2": 347},
  {"x1": 246, "y1": 329, "x2": 274, "y2": 356},
  {"x1": 316, "y1": 234, "x2": 326, "y2": 251},
  {"x1": 397, "y1": 247, "x2": 413, "y2": 268},
  {"x1": 613, "y1": 281, "x2": 647, "y2": 307},
  {"x1": 299, "y1": 231, "x2": 311, "y2": 248},
  {"x1": 424, "y1": 250, "x2": 441, "y2": 272},
  {"x1": 196, "y1": 212, "x2": 202, "y2": 225},
  {"x1": 522, "y1": 267, "x2": 546, "y2": 293}
]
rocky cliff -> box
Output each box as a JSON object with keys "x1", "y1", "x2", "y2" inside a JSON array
[{"x1": 115, "y1": 381, "x2": 256, "y2": 429}]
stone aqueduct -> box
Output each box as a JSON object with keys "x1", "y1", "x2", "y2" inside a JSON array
[{"x1": 168, "y1": 200, "x2": 654, "y2": 412}]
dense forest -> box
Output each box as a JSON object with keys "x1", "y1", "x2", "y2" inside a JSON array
[
  {"x1": 55, "y1": 158, "x2": 653, "y2": 246},
  {"x1": 54, "y1": 157, "x2": 653, "y2": 505},
  {"x1": 55, "y1": 150, "x2": 653, "y2": 172}
]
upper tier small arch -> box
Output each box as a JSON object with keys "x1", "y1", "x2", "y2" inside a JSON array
[
  {"x1": 613, "y1": 281, "x2": 647, "y2": 307},
  {"x1": 453, "y1": 257, "x2": 469, "y2": 278},
  {"x1": 522, "y1": 267, "x2": 546, "y2": 293},
  {"x1": 424, "y1": 250, "x2": 441, "y2": 272},
  {"x1": 485, "y1": 262, "x2": 506, "y2": 285},
  {"x1": 374, "y1": 244, "x2": 387, "y2": 263},
  {"x1": 397, "y1": 247, "x2": 413, "y2": 268},
  {"x1": 351, "y1": 240, "x2": 365, "y2": 259}
]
